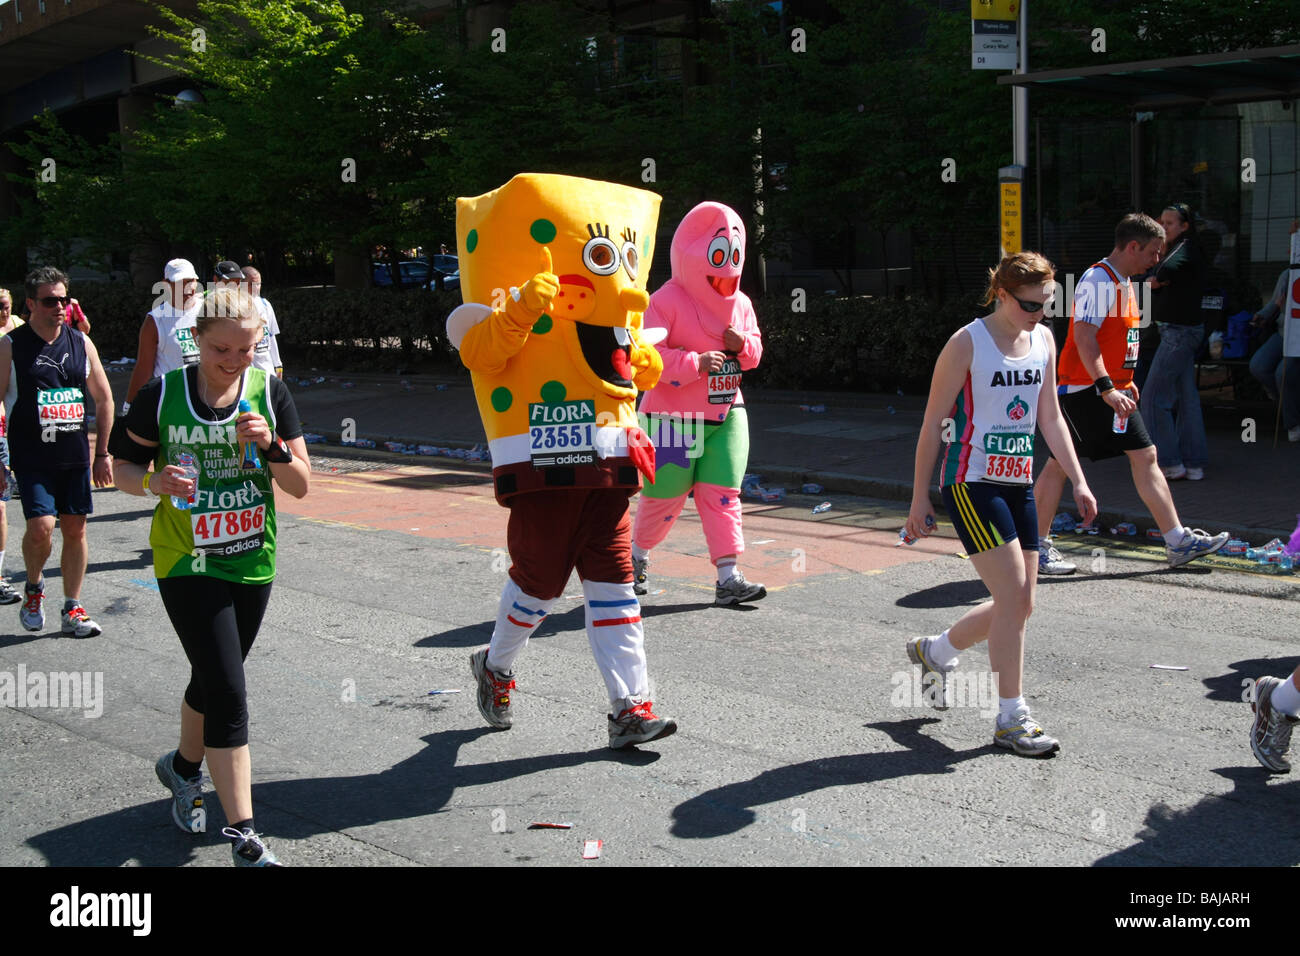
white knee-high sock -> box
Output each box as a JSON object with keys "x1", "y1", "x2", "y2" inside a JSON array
[
  {"x1": 487, "y1": 577, "x2": 556, "y2": 675},
  {"x1": 582, "y1": 579, "x2": 649, "y2": 709}
]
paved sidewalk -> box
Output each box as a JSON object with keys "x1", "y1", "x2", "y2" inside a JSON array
[{"x1": 104, "y1": 365, "x2": 1300, "y2": 543}]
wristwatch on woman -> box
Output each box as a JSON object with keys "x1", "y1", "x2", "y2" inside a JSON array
[{"x1": 264, "y1": 437, "x2": 294, "y2": 464}]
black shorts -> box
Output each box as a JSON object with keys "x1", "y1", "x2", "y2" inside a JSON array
[
  {"x1": 1055, "y1": 387, "x2": 1153, "y2": 462},
  {"x1": 17, "y1": 467, "x2": 93, "y2": 521},
  {"x1": 941, "y1": 481, "x2": 1039, "y2": 556}
]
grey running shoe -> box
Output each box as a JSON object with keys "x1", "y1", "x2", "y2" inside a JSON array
[
  {"x1": 222, "y1": 827, "x2": 283, "y2": 867},
  {"x1": 905, "y1": 636, "x2": 953, "y2": 710},
  {"x1": 1038, "y1": 542, "x2": 1076, "y2": 576},
  {"x1": 715, "y1": 570, "x2": 766, "y2": 606},
  {"x1": 1250, "y1": 676, "x2": 1297, "y2": 773},
  {"x1": 61, "y1": 602, "x2": 102, "y2": 638},
  {"x1": 1165, "y1": 528, "x2": 1229, "y2": 568},
  {"x1": 469, "y1": 647, "x2": 515, "y2": 729},
  {"x1": 632, "y1": 554, "x2": 649, "y2": 596},
  {"x1": 994, "y1": 713, "x2": 1061, "y2": 757},
  {"x1": 155, "y1": 750, "x2": 206, "y2": 833},
  {"x1": 20, "y1": 581, "x2": 44, "y2": 632},
  {"x1": 0, "y1": 578, "x2": 20, "y2": 606},
  {"x1": 608, "y1": 699, "x2": 677, "y2": 749}
]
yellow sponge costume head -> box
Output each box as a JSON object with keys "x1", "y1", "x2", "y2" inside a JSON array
[{"x1": 447, "y1": 173, "x2": 664, "y2": 503}]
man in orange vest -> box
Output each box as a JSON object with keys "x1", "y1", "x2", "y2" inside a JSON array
[{"x1": 1035, "y1": 213, "x2": 1228, "y2": 569}]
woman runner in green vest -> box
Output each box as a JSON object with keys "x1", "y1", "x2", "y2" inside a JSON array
[{"x1": 111, "y1": 287, "x2": 309, "y2": 866}]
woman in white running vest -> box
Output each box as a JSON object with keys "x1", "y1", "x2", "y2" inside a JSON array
[{"x1": 904, "y1": 251, "x2": 1098, "y2": 757}]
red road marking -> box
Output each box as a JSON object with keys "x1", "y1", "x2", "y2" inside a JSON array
[{"x1": 277, "y1": 465, "x2": 952, "y2": 588}]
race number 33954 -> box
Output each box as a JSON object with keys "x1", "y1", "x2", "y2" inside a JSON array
[
  {"x1": 37, "y1": 387, "x2": 84, "y2": 424},
  {"x1": 983, "y1": 432, "x2": 1034, "y2": 483}
]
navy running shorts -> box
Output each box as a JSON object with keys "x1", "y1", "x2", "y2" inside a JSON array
[
  {"x1": 941, "y1": 480, "x2": 1039, "y2": 556},
  {"x1": 17, "y1": 467, "x2": 93, "y2": 521}
]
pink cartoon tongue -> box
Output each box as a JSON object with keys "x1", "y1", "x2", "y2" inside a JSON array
[{"x1": 610, "y1": 347, "x2": 632, "y2": 381}]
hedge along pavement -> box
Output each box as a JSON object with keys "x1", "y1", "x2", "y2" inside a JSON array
[{"x1": 6, "y1": 279, "x2": 983, "y2": 390}]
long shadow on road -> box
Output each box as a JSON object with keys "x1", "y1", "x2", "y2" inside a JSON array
[
  {"x1": 1203, "y1": 657, "x2": 1300, "y2": 703},
  {"x1": 1095, "y1": 767, "x2": 1300, "y2": 866},
  {"x1": 27, "y1": 728, "x2": 662, "y2": 866},
  {"x1": 670, "y1": 717, "x2": 987, "y2": 839}
]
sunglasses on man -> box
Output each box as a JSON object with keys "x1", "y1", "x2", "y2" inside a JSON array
[{"x1": 36, "y1": 295, "x2": 71, "y2": 308}]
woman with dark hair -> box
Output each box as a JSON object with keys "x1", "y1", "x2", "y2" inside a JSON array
[
  {"x1": 1140, "y1": 202, "x2": 1210, "y2": 480},
  {"x1": 904, "y1": 252, "x2": 1097, "y2": 757}
]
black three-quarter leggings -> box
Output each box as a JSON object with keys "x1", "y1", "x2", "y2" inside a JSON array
[{"x1": 157, "y1": 576, "x2": 273, "y2": 749}]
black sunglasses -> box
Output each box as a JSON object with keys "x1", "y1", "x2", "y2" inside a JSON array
[
  {"x1": 37, "y1": 295, "x2": 71, "y2": 308},
  {"x1": 1011, "y1": 293, "x2": 1049, "y2": 313}
]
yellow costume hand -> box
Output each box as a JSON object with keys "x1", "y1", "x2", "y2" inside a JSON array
[{"x1": 520, "y1": 246, "x2": 559, "y2": 313}]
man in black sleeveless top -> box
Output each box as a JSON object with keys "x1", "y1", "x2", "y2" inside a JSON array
[{"x1": 0, "y1": 267, "x2": 115, "y2": 636}]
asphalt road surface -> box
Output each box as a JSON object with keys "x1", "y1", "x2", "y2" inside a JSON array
[{"x1": 2, "y1": 452, "x2": 1297, "y2": 868}]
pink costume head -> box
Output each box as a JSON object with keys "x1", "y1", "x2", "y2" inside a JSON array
[{"x1": 669, "y1": 202, "x2": 746, "y2": 325}]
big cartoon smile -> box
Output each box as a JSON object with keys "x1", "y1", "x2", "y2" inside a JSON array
[
  {"x1": 707, "y1": 275, "x2": 739, "y2": 296},
  {"x1": 575, "y1": 322, "x2": 633, "y2": 387}
]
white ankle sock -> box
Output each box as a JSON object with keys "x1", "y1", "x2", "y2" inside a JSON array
[
  {"x1": 715, "y1": 559, "x2": 738, "y2": 584},
  {"x1": 1271, "y1": 676, "x2": 1300, "y2": 716},
  {"x1": 631, "y1": 543, "x2": 650, "y2": 562},
  {"x1": 928, "y1": 630, "x2": 958, "y2": 670},
  {"x1": 1163, "y1": 526, "x2": 1190, "y2": 547},
  {"x1": 998, "y1": 695, "x2": 1028, "y2": 724}
]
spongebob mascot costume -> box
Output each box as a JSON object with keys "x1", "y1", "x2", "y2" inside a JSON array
[{"x1": 448, "y1": 173, "x2": 677, "y2": 749}]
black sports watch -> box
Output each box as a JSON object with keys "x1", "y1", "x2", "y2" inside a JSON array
[{"x1": 264, "y1": 437, "x2": 294, "y2": 464}]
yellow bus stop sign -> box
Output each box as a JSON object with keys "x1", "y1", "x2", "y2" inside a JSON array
[{"x1": 1000, "y1": 182, "x2": 1022, "y2": 256}]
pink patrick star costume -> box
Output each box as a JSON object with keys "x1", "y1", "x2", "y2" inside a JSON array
[{"x1": 630, "y1": 201, "x2": 766, "y2": 605}]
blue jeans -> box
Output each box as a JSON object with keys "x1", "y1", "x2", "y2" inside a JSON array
[
  {"x1": 1139, "y1": 323, "x2": 1207, "y2": 469},
  {"x1": 1248, "y1": 332, "x2": 1300, "y2": 429}
]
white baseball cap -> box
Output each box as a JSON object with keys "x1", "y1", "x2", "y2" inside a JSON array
[{"x1": 164, "y1": 258, "x2": 199, "y2": 282}]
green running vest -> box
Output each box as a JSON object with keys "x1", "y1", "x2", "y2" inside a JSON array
[{"x1": 151, "y1": 367, "x2": 277, "y2": 583}]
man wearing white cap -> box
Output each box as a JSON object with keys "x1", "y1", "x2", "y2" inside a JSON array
[{"x1": 124, "y1": 258, "x2": 203, "y2": 410}]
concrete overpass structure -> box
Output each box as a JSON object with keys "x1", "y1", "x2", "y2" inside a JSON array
[{"x1": 0, "y1": 0, "x2": 211, "y2": 279}]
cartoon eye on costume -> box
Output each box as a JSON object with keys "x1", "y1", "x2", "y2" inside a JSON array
[
  {"x1": 730, "y1": 242, "x2": 742, "y2": 266},
  {"x1": 621, "y1": 242, "x2": 639, "y2": 280},
  {"x1": 707, "y1": 235, "x2": 730, "y2": 268},
  {"x1": 583, "y1": 236, "x2": 621, "y2": 275}
]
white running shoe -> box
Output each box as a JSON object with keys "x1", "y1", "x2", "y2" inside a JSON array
[
  {"x1": 1165, "y1": 529, "x2": 1229, "y2": 567},
  {"x1": 1038, "y1": 543, "x2": 1076, "y2": 575}
]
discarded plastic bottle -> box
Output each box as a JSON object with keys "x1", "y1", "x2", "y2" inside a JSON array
[
  {"x1": 812, "y1": 501, "x2": 832, "y2": 515},
  {"x1": 171, "y1": 450, "x2": 199, "y2": 511},
  {"x1": 898, "y1": 514, "x2": 937, "y2": 546},
  {"x1": 1247, "y1": 547, "x2": 1283, "y2": 563},
  {"x1": 801, "y1": 483, "x2": 824, "y2": 495},
  {"x1": 1050, "y1": 513, "x2": 1077, "y2": 534},
  {"x1": 1222, "y1": 538, "x2": 1249, "y2": 556}
]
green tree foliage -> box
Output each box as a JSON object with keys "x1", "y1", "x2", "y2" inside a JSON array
[{"x1": 5, "y1": 0, "x2": 1296, "y2": 300}]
